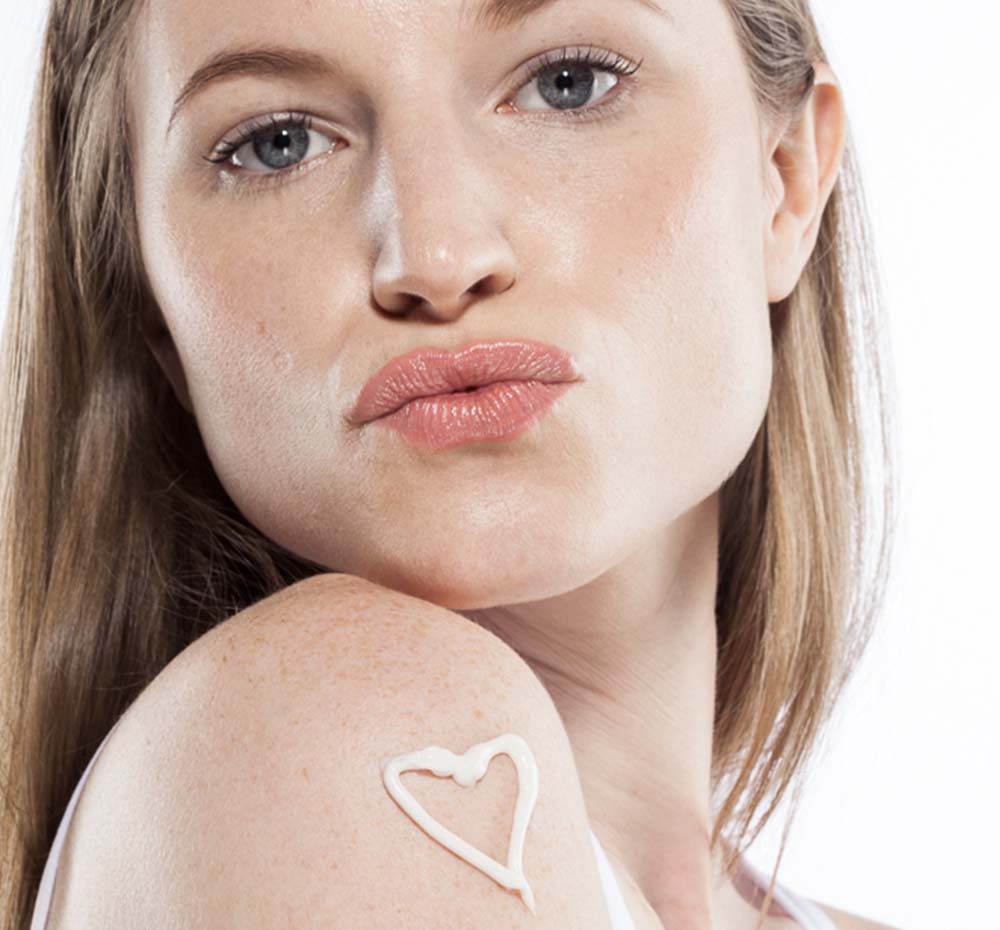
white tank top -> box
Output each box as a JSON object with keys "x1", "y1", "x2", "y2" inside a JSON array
[
  {"x1": 30, "y1": 722, "x2": 837, "y2": 930},
  {"x1": 589, "y1": 827, "x2": 838, "y2": 930}
]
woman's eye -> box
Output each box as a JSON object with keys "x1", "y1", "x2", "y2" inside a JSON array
[
  {"x1": 208, "y1": 115, "x2": 339, "y2": 174},
  {"x1": 506, "y1": 47, "x2": 642, "y2": 117}
]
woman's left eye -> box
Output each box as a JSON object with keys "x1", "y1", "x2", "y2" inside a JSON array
[
  {"x1": 505, "y1": 45, "x2": 643, "y2": 119},
  {"x1": 204, "y1": 45, "x2": 643, "y2": 183}
]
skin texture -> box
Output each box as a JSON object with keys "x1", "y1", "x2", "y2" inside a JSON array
[{"x1": 128, "y1": 0, "x2": 861, "y2": 927}]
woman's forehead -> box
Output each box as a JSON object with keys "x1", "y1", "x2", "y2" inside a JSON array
[
  {"x1": 133, "y1": 0, "x2": 685, "y2": 81},
  {"x1": 128, "y1": 0, "x2": 705, "y2": 141}
]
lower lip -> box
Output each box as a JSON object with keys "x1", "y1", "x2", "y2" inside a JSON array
[{"x1": 373, "y1": 379, "x2": 575, "y2": 450}]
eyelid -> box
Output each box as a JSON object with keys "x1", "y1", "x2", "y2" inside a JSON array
[
  {"x1": 509, "y1": 43, "x2": 642, "y2": 93},
  {"x1": 205, "y1": 112, "x2": 333, "y2": 166},
  {"x1": 499, "y1": 44, "x2": 643, "y2": 125}
]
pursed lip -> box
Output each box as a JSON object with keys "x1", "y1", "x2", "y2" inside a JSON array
[{"x1": 348, "y1": 338, "x2": 585, "y2": 425}]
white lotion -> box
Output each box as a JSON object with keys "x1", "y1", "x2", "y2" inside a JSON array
[{"x1": 381, "y1": 732, "x2": 539, "y2": 914}]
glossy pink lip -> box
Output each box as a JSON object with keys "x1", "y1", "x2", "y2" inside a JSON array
[
  {"x1": 375, "y1": 380, "x2": 577, "y2": 451},
  {"x1": 348, "y1": 339, "x2": 584, "y2": 426}
]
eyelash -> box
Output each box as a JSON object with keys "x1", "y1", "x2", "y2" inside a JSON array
[{"x1": 202, "y1": 45, "x2": 644, "y2": 192}]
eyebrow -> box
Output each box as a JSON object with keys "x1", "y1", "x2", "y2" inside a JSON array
[{"x1": 167, "y1": 0, "x2": 671, "y2": 135}]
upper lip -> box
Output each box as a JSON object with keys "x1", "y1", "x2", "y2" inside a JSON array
[{"x1": 348, "y1": 338, "x2": 584, "y2": 424}]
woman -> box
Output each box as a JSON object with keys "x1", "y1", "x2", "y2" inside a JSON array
[{"x1": 0, "y1": 0, "x2": 899, "y2": 927}]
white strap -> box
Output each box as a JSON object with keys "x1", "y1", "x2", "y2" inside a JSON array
[
  {"x1": 738, "y1": 855, "x2": 839, "y2": 930},
  {"x1": 29, "y1": 722, "x2": 121, "y2": 930},
  {"x1": 589, "y1": 827, "x2": 639, "y2": 930}
]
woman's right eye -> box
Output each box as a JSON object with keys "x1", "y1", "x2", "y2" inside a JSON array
[{"x1": 206, "y1": 113, "x2": 340, "y2": 174}]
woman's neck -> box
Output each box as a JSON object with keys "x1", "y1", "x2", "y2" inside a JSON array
[{"x1": 460, "y1": 493, "x2": 724, "y2": 929}]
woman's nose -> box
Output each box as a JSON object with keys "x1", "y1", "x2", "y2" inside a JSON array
[
  {"x1": 372, "y1": 231, "x2": 518, "y2": 321},
  {"x1": 367, "y1": 110, "x2": 518, "y2": 321}
]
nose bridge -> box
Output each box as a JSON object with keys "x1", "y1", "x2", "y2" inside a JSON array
[
  {"x1": 366, "y1": 94, "x2": 517, "y2": 318},
  {"x1": 380, "y1": 98, "x2": 477, "y2": 231}
]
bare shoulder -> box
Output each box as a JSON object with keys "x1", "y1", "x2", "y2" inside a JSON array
[
  {"x1": 53, "y1": 572, "x2": 611, "y2": 929},
  {"x1": 816, "y1": 901, "x2": 905, "y2": 930}
]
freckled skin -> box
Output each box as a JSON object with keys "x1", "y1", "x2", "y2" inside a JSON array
[{"x1": 126, "y1": 0, "x2": 849, "y2": 927}]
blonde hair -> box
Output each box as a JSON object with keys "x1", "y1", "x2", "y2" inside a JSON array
[{"x1": 0, "y1": 1, "x2": 897, "y2": 927}]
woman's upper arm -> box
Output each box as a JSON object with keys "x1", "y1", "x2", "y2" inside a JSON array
[{"x1": 58, "y1": 573, "x2": 614, "y2": 929}]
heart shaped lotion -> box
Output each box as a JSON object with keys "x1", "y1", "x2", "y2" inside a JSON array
[{"x1": 381, "y1": 733, "x2": 539, "y2": 914}]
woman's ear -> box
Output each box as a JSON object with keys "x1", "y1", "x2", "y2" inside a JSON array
[
  {"x1": 763, "y1": 62, "x2": 847, "y2": 304},
  {"x1": 140, "y1": 299, "x2": 195, "y2": 414}
]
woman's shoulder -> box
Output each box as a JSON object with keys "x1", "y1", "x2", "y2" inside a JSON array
[{"x1": 49, "y1": 572, "x2": 617, "y2": 929}]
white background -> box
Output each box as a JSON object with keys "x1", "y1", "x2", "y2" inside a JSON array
[{"x1": 2, "y1": 3, "x2": 996, "y2": 929}]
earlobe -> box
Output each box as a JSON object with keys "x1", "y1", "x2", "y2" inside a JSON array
[{"x1": 763, "y1": 62, "x2": 847, "y2": 304}]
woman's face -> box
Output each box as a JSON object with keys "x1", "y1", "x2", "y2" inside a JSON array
[{"x1": 129, "y1": 0, "x2": 779, "y2": 607}]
